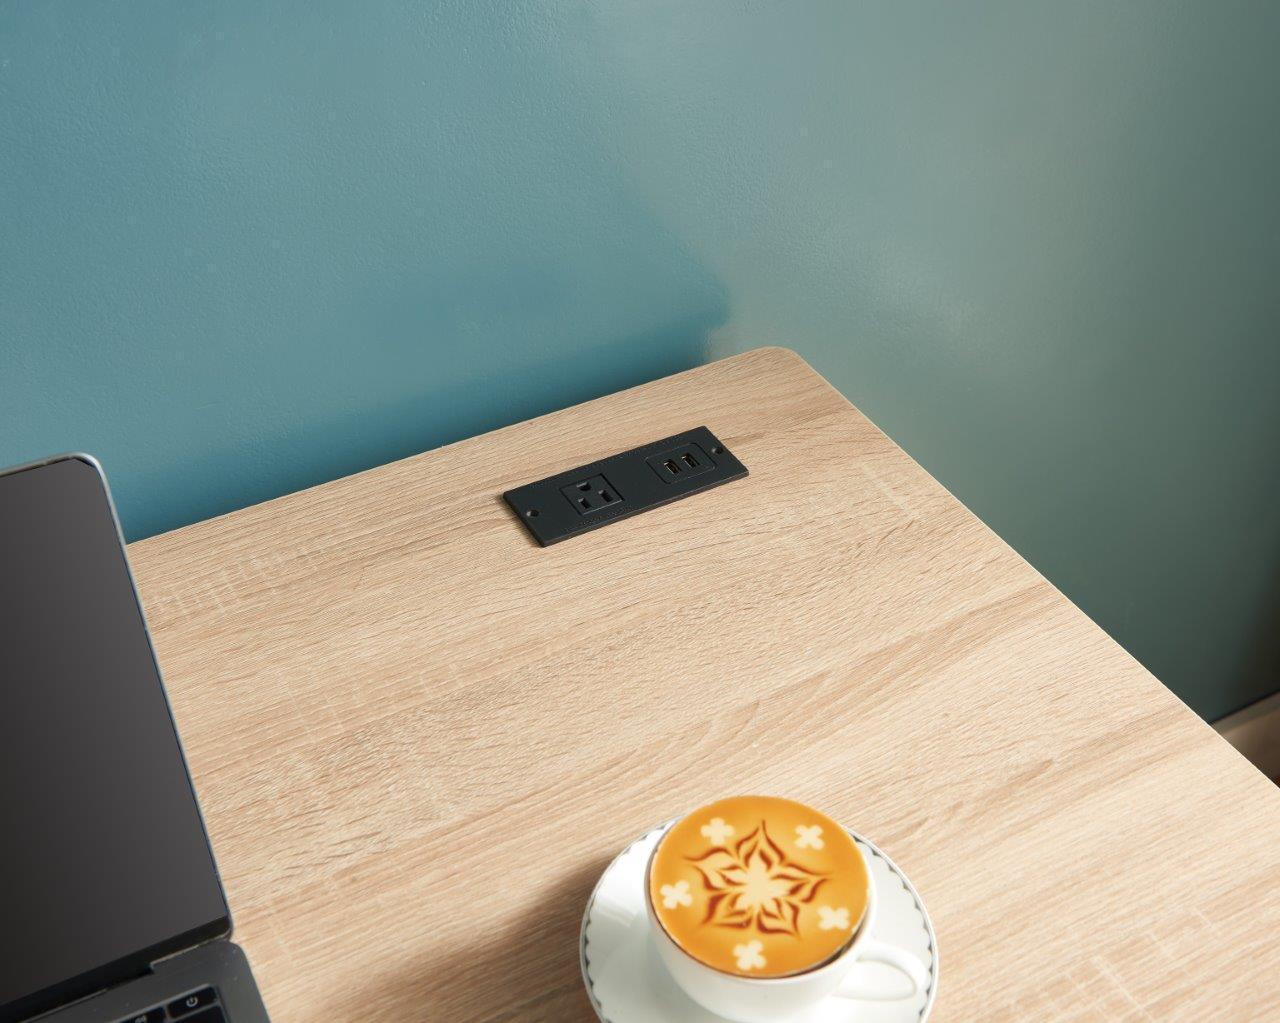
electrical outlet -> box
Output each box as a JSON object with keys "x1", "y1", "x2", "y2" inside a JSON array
[
  {"x1": 559, "y1": 473, "x2": 622, "y2": 515},
  {"x1": 504, "y1": 426, "x2": 748, "y2": 546}
]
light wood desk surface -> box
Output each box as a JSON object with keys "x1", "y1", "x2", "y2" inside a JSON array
[{"x1": 128, "y1": 348, "x2": 1280, "y2": 1021}]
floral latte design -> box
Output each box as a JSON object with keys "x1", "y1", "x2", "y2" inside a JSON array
[
  {"x1": 648, "y1": 795, "x2": 871, "y2": 977},
  {"x1": 688, "y1": 820, "x2": 827, "y2": 936}
]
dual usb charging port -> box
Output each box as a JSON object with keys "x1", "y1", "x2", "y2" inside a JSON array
[
  {"x1": 647, "y1": 443, "x2": 715, "y2": 484},
  {"x1": 660, "y1": 451, "x2": 701, "y2": 476}
]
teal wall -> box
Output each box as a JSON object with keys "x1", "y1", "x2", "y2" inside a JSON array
[{"x1": 3, "y1": 1, "x2": 1278, "y2": 721}]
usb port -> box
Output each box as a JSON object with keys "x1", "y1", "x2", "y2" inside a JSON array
[{"x1": 647, "y1": 443, "x2": 716, "y2": 485}]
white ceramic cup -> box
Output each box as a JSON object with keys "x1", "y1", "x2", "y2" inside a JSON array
[{"x1": 645, "y1": 833, "x2": 928, "y2": 1022}]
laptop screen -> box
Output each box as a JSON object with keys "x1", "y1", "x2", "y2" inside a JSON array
[{"x1": 0, "y1": 458, "x2": 229, "y2": 1022}]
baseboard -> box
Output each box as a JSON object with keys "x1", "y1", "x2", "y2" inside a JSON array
[{"x1": 1215, "y1": 691, "x2": 1280, "y2": 780}]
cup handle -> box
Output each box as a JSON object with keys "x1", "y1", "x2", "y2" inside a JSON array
[{"x1": 832, "y1": 939, "x2": 929, "y2": 1002}]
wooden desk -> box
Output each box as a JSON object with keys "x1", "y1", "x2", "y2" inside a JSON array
[{"x1": 128, "y1": 348, "x2": 1280, "y2": 1021}]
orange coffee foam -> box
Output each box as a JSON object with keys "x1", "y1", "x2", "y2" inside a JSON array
[{"x1": 648, "y1": 795, "x2": 870, "y2": 978}]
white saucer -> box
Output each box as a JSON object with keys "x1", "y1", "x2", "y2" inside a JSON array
[{"x1": 580, "y1": 822, "x2": 937, "y2": 1023}]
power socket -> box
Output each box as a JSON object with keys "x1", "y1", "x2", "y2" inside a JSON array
[
  {"x1": 504, "y1": 426, "x2": 747, "y2": 546},
  {"x1": 560, "y1": 474, "x2": 621, "y2": 515}
]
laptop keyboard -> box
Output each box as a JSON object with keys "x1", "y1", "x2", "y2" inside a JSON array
[{"x1": 116, "y1": 987, "x2": 226, "y2": 1023}]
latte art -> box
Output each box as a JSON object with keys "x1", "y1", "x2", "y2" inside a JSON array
[{"x1": 648, "y1": 796, "x2": 870, "y2": 978}]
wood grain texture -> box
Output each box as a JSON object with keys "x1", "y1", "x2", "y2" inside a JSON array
[{"x1": 127, "y1": 347, "x2": 1280, "y2": 1022}]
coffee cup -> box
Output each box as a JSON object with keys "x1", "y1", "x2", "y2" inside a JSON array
[{"x1": 644, "y1": 796, "x2": 927, "y2": 1022}]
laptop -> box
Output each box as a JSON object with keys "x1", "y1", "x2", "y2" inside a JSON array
[{"x1": 0, "y1": 455, "x2": 270, "y2": 1023}]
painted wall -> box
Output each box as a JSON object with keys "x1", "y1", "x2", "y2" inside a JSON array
[{"x1": 2, "y1": 1, "x2": 1277, "y2": 721}]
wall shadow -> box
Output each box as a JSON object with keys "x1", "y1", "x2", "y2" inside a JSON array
[{"x1": 1225, "y1": 561, "x2": 1280, "y2": 718}]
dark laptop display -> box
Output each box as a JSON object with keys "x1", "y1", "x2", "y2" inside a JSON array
[{"x1": 0, "y1": 458, "x2": 230, "y2": 1022}]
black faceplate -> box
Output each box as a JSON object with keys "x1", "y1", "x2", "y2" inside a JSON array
[{"x1": 503, "y1": 426, "x2": 748, "y2": 546}]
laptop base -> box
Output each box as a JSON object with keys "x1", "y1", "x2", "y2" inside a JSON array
[{"x1": 33, "y1": 942, "x2": 268, "y2": 1023}]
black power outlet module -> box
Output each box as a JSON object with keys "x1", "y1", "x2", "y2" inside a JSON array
[
  {"x1": 559, "y1": 473, "x2": 621, "y2": 514},
  {"x1": 504, "y1": 426, "x2": 747, "y2": 546}
]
